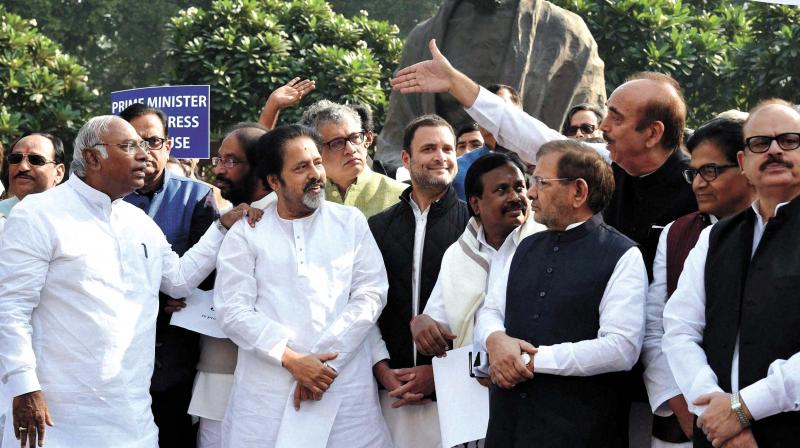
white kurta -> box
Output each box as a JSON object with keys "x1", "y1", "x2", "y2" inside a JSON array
[
  {"x1": 0, "y1": 176, "x2": 223, "y2": 448},
  {"x1": 214, "y1": 200, "x2": 391, "y2": 448}
]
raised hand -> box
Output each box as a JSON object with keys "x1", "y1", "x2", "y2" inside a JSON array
[
  {"x1": 268, "y1": 77, "x2": 316, "y2": 110},
  {"x1": 391, "y1": 39, "x2": 456, "y2": 95},
  {"x1": 259, "y1": 77, "x2": 316, "y2": 129}
]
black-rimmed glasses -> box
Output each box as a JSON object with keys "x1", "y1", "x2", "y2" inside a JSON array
[
  {"x1": 143, "y1": 136, "x2": 168, "y2": 150},
  {"x1": 745, "y1": 133, "x2": 800, "y2": 153},
  {"x1": 7, "y1": 153, "x2": 57, "y2": 166},
  {"x1": 682, "y1": 163, "x2": 739, "y2": 184},
  {"x1": 323, "y1": 132, "x2": 365, "y2": 152}
]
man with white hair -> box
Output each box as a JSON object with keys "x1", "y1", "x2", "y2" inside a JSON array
[{"x1": 0, "y1": 115, "x2": 258, "y2": 447}]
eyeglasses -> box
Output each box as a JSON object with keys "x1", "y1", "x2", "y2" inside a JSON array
[
  {"x1": 143, "y1": 136, "x2": 168, "y2": 150},
  {"x1": 323, "y1": 132, "x2": 365, "y2": 152},
  {"x1": 564, "y1": 124, "x2": 597, "y2": 137},
  {"x1": 745, "y1": 133, "x2": 800, "y2": 153},
  {"x1": 93, "y1": 140, "x2": 150, "y2": 154},
  {"x1": 531, "y1": 176, "x2": 575, "y2": 189},
  {"x1": 7, "y1": 153, "x2": 57, "y2": 166},
  {"x1": 683, "y1": 163, "x2": 739, "y2": 184},
  {"x1": 211, "y1": 157, "x2": 247, "y2": 169}
]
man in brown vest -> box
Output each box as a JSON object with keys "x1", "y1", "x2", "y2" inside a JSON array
[{"x1": 642, "y1": 116, "x2": 754, "y2": 447}]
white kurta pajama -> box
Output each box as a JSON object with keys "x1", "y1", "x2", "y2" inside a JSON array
[
  {"x1": 0, "y1": 176, "x2": 224, "y2": 448},
  {"x1": 215, "y1": 200, "x2": 392, "y2": 448}
]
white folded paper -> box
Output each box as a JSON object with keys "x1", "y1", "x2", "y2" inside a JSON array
[
  {"x1": 432, "y1": 344, "x2": 490, "y2": 447},
  {"x1": 275, "y1": 384, "x2": 342, "y2": 448},
  {"x1": 169, "y1": 288, "x2": 226, "y2": 338}
]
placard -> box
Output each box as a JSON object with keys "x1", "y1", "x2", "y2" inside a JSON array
[{"x1": 111, "y1": 85, "x2": 211, "y2": 159}]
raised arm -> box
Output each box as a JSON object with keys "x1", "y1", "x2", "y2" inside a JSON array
[
  {"x1": 258, "y1": 77, "x2": 316, "y2": 129},
  {"x1": 390, "y1": 39, "x2": 607, "y2": 165}
]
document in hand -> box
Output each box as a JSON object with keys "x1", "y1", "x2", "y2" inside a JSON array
[
  {"x1": 169, "y1": 288, "x2": 226, "y2": 338},
  {"x1": 432, "y1": 344, "x2": 490, "y2": 447},
  {"x1": 275, "y1": 383, "x2": 343, "y2": 448}
]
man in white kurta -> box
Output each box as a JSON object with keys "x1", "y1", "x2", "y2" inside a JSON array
[
  {"x1": 214, "y1": 124, "x2": 391, "y2": 448},
  {"x1": 0, "y1": 116, "x2": 252, "y2": 447}
]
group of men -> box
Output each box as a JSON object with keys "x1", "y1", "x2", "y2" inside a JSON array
[{"x1": 0, "y1": 37, "x2": 798, "y2": 448}]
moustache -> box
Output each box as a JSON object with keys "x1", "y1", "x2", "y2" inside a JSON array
[
  {"x1": 501, "y1": 201, "x2": 527, "y2": 214},
  {"x1": 760, "y1": 155, "x2": 793, "y2": 171},
  {"x1": 304, "y1": 179, "x2": 324, "y2": 192},
  {"x1": 14, "y1": 173, "x2": 34, "y2": 179},
  {"x1": 602, "y1": 133, "x2": 613, "y2": 144}
]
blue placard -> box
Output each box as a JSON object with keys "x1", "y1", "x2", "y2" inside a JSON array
[{"x1": 111, "y1": 85, "x2": 211, "y2": 159}]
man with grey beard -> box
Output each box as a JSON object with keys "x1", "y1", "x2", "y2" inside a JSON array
[
  {"x1": 214, "y1": 124, "x2": 392, "y2": 447},
  {"x1": 368, "y1": 114, "x2": 469, "y2": 447}
]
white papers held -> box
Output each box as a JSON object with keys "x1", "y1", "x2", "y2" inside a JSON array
[
  {"x1": 169, "y1": 288, "x2": 226, "y2": 338},
  {"x1": 275, "y1": 384, "x2": 342, "y2": 448},
  {"x1": 432, "y1": 344, "x2": 489, "y2": 447}
]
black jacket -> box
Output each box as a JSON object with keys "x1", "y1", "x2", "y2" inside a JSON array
[
  {"x1": 605, "y1": 149, "x2": 697, "y2": 280},
  {"x1": 368, "y1": 185, "x2": 469, "y2": 369}
]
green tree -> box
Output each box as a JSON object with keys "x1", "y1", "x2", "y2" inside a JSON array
[
  {"x1": 328, "y1": 0, "x2": 441, "y2": 35},
  {"x1": 2, "y1": 0, "x2": 213, "y2": 112},
  {"x1": 164, "y1": 0, "x2": 403, "y2": 137},
  {"x1": 549, "y1": 0, "x2": 799, "y2": 126},
  {"x1": 0, "y1": 5, "x2": 95, "y2": 148}
]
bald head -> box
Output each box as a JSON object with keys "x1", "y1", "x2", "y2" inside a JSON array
[
  {"x1": 744, "y1": 99, "x2": 800, "y2": 136},
  {"x1": 624, "y1": 73, "x2": 686, "y2": 150}
]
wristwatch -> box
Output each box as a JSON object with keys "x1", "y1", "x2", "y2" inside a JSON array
[{"x1": 730, "y1": 392, "x2": 752, "y2": 428}]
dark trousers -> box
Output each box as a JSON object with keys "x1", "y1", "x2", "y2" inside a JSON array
[{"x1": 151, "y1": 377, "x2": 197, "y2": 448}]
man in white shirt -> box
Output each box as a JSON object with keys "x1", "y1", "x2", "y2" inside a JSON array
[
  {"x1": 412, "y1": 151, "x2": 544, "y2": 354},
  {"x1": 0, "y1": 132, "x2": 66, "y2": 233},
  {"x1": 368, "y1": 115, "x2": 469, "y2": 448},
  {"x1": 474, "y1": 140, "x2": 648, "y2": 447},
  {"x1": 663, "y1": 101, "x2": 800, "y2": 448},
  {"x1": 0, "y1": 115, "x2": 257, "y2": 448},
  {"x1": 642, "y1": 116, "x2": 754, "y2": 448},
  {"x1": 214, "y1": 124, "x2": 391, "y2": 448},
  {"x1": 187, "y1": 123, "x2": 271, "y2": 448}
]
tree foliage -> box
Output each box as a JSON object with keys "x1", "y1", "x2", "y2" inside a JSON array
[
  {"x1": 2, "y1": 0, "x2": 213, "y2": 113},
  {"x1": 328, "y1": 0, "x2": 441, "y2": 35},
  {"x1": 0, "y1": 5, "x2": 95, "y2": 147},
  {"x1": 549, "y1": 0, "x2": 799, "y2": 126},
  {"x1": 164, "y1": 0, "x2": 403, "y2": 136}
]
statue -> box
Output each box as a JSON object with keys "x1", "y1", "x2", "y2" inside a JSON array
[{"x1": 375, "y1": 0, "x2": 606, "y2": 172}]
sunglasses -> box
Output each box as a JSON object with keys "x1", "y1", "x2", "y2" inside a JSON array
[
  {"x1": 565, "y1": 123, "x2": 597, "y2": 137},
  {"x1": 8, "y1": 153, "x2": 57, "y2": 166}
]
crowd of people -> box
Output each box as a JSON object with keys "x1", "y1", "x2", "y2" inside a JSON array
[{"x1": 0, "y1": 37, "x2": 798, "y2": 448}]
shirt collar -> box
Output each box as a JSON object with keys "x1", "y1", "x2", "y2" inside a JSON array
[
  {"x1": 750, "y1": 200, "x2": 789, "y2": 225},
  {"x1": 67, "y1": 175, "x2": 123, "y2": 215}
]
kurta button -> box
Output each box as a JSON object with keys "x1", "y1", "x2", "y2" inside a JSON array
[
  {"x1": 539, "y1": 291, "x2": 546, "y2": 297},
  {"x1": 533, "y1": 314, "x2": 540, "y2": 319},
  {"x1": 520, "y1": 392, "x2": 528, "y2": 398},
  {"x1": 546, "y1": 267, "x2": 553, "y2": 273},
  {"x1": 553, "y1": 246, "x2": 559, "y2": 252}
]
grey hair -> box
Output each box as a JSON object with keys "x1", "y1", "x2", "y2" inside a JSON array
[
  {"x1": 298, "y1": 99, "x2": 361, "y2": 133},
  {"x1": 71, "y1": 115, "x2": 117, "y2": 176}
]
